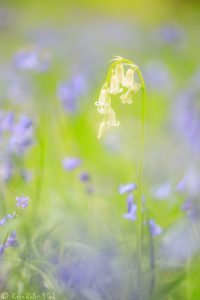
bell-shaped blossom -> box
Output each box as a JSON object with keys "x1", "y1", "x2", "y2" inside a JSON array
[
  {"x1": 123, "y1": 203, "x2": 137, "y2": 221},
  {"x1": 122, "y1": 68, "x2": 136, "y2": 88},
  {"x1": 0, "y1": 212, "x2": 15, "y2": 227},
  {"x1": 16, "y1": 195, "x2": 29, "y2": 209},
  {"x1": 120, "y1": 83, "x2": 141, "y2": 104},
  {"x1": 119, "y1": 183, "x2": 137, "y2": 194},
  {"x1": 9, "y1": 115, "x2": 33, "y2": 154},
  {"x1": 114, "y1": 63, "x2": 124, "y2": 82},
  {"x1": 58, "y1": 74, "x2": 87, "y2": 114},
  {"x1": 95, "y1": 86, "x2": 110, "y2": 114},
  {"x1": 126, "y1": 193, "x2": 134, "y2": 211},
  {"x1": 62, "y1": 157, "x2": 82, "y2": 171},
  {"x1": 149, "y1": 219, "x2": 162, "y2": 236},
  {"x1": 0, "y1": 161, "x2": 13, "y2": 182},
  {"x1": 108, "y1": 75, "x2": 123, "y2": 95},
  {"x1": 5, "y1": 231, "x2": 16, "y2": 248},
  {"x1": 97, "y1": 107, "x2": 119, "y2": 139},
  {"x1": 14, "y1": 47, "x2": 51, "y2": 72},
  {"x1": 79, "y1": 172, "x2": 90, "y2": 182},
  {"x1": 0, "y1": 231, "x2": 17, "y2": 255},
  {"x1": 0, "y1": 217, "x2": 6, "y2": 226},
  {"x1": 106, "y1": 107, "x2": 120, "y2": 127}
]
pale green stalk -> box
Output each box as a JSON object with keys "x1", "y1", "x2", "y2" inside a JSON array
[{"x1": 103, "y1": 57, "x2": 146, "y2": 298}]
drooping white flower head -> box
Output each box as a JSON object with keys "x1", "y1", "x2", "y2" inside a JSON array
[
  {"x1": 120, "y1": 83, "x2": 141, "y2": 104},
  {"x1": 114, "y1": 63, "x2": 124, "y2": 83},
  {"x1": 122, "y1": 68, "x2": 136, "y2": 88},
  {"x1": 95, "y1": 58, "x2": 144, "y2": 139},
  {"x1": 108, "y1": 74, "x2": 123, "y2": 95}
]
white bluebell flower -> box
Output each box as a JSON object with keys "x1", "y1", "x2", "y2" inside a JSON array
[
  {"x1": 120, "y1": 83, "x2": 141, "y2": 104},
  {"x1": 114, "y1": 63, "x2": 124, "y2": 82},
  {"x1": 97, "y1": 107, "x2": 119, "y2": 139},
  {"x1": 122, "y1": 68, "x2": 136, "y2": 88},
  {"x1": 108, "y1": 75, "x2": 123, "y2": 95},
  {"x1": 95, "y1": 86, "x2": 110, "y2": 114}
]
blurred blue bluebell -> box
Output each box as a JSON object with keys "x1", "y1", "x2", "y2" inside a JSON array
[
  {"x1": 0, "y1": 213, "x2": 15, "y2": 227},
  {"x1": 58, "y1": 74, "x2": 87, "y2": 114},
  {"x1": 13, "y1": 46, "x2": 51, "y2": 72},
  {"x1": 0, "y1": 161, "x2": 13, "y2": 182},
  {"x1": 149, "y1": 219, "x2": 162, "y2": 236},
  {"x1": 0, "y1": 231, "x2": 17, "y2": 255},
  {"x1": 62, "y1": 157, "x2": 82, "y2": 171},
  {"x1": 126, "y1": 193, "x2": 134, "y2": 212},
  {"x1": 123, "y1": 203, "x2": 137, "y2": 221},
  {"x1": 119, "y1": 183, "x2": 137, "y2": 195},
  {"x1": 79, "y1": 171, "x2": 90, "y2": 182},
  {"x1": 154, "y1": 24, "x2": 185, "y2": 45},
  {"x1": 174, "y1": 70, "x2": 200, "y2": 153},
  {"x1": 143, "y1": 60, "x2": 172, "y2": 92},
  {"x1": 151, "y1": 182, "x2": 172, "y2": 200},
  {"x1": 16, "y1": 196, "x2": 29, "y2": 209},
  {"x1": 160, "y1": 218, "x2": 200, "y2": 267},
  {"x1": 9, "y1": 115, "x2": 33, "y2": 154}
]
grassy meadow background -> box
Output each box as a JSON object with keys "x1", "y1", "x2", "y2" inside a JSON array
[{"x1": 0, "y1": 0, "x2": 200, "y2": 299}]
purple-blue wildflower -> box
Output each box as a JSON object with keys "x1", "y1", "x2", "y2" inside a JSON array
[
  {"x1": 182, "y1": 199, "x2": 198, "y2": 221},
  {"x1": 62, "y1": 157, "x2": 82, "y2": 171},
  {"x1": 58, "y1": 74, "x2": 87, "y2": 114},
  {"x1": 0, "y1": 111, "x2": 14, "y2": 132},
  {"x1": 152, "y1": 182, "x2": 171, "y2": 200},
  {"x1": 0, "y1": 212, "x2": 15, "y2": 226},
  {"x1": 79, "y1": 171, "x2": 90, "y2": 182},
  {"x1": 119, "y1": 182, "x2": 137, "y2": 195},
  {"x1": 123, "y1": 203, "x2": 137, "y2": 221},
  {"x1": 173, "y1": 78, "x2": 200, "y2": 153},
  {"x1": 154, "y1": 24, "x2": 185, "y2": 45},
  {"x1": 5, "y1": 231, "x2": 16, "y2": 248},
  {"x1": 175, "y1": 170, "x2": 200, "y2": 197},
  {"x1": 0, "y1": 217, "x2": 6, "y2": 226},
  {"x1": 13, "y1": 47, "x2": 51, "y2": 72},
  {"x1": 126, "y1": 193, "x2": 134, "y2": 212},
  {"x1": 143, "y1": 60, "x2": 172, "y2": 92},
  {"x1": 122, "y1": 193, "x2": 137, "y2": 221},
  {"x1": 0, "y1": 231, "x2": 17, "y2": 255},
  {"x1": 16, "y1": 196, "x2": 29, "y2": 209},
  {"x1": 182, "y1": 199, "x2": 192, "y2": 212},
  {"x1": 0, "y1": 161, "x2": 13, "y2": 182},
  {"x1": 176, "y1": 178, "x2": 186, "y2": 193},
  {"x1": 9, "y1": 115, "x2": 33, "y2": 154},
  {"x1": 149, "y1": 219, "x2": 162, "y2": 236},
  {"x1": 14, "y1": 115, "x2": 32, "y2": 133}
]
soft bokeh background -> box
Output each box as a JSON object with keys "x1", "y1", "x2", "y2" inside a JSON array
[{"x1": 0, "y1": 0, "x2": 200, "y2": 299}]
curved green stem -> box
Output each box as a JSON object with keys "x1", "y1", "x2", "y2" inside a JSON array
[
  {"x1": 136, "y1": 67, "x2": 146, "y2": 251},
  {"x1": 135, "y1": 68, "x2": 146, "y2": 300},
  {"x1": 103, "y1": 57, "x2": 146, "y2": 299},
  {"x1": 106, "y1": 58, "x2": 136, "y2": 84}
]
